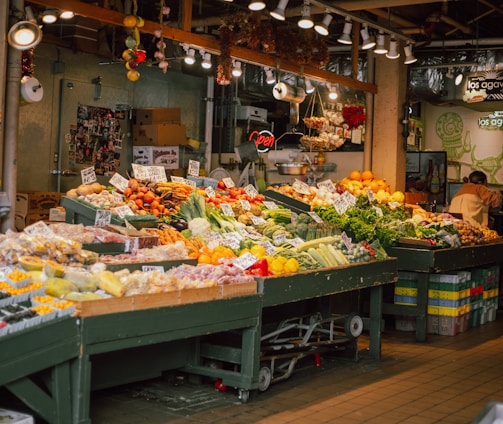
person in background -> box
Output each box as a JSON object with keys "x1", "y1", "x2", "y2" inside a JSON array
[{"x1": 449, "y1": 170, "x2": 503, "y2": 228}]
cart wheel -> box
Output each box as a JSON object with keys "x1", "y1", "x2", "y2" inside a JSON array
[
  {"x1": 345, "y1": 313, "x2": 363, "y2": 339},
  {"x1": 238, "y1": 389, "x2": 250, "y2": 403},
  {"x1": 258, "y1": 366, "x2": 272, "y2": 392}
]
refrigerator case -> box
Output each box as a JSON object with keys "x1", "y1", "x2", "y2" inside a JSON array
[{"x1": 406, "y1": 151, "x2": 447, "y2": 207}]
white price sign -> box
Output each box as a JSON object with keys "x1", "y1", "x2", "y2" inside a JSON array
[
  {"x1": 293, "y1": 179, "x2": 311, "y2": 195},
  {"x1": 220, "y1": 203, "x2": 235, "y2": 217},
  {"x1": 95, "y1": 209, "x2": 112, "y2": 226},
  {"x1": 290, "y1": 211, "x2": 298, "y2": 225},
  {"x1": 187, "y1": 160, "x2": 200, "y2": 177},
  {"x1": 260, "y1": 240, "x2": 276, "y2": 255},
  {"x1": 131, "y1": 163, "x2": 150, "y2": 180},
  {"x1": 251, "y1": 215, "x2": 266, "y2": 225},
  {"x1": 372, "y1": 205, "x2": 384, "y2": 217},
  {"x1": 142, "y1": 265, "x2": 165, "y2": 273},
  {"x1": 240, "y1": 200, "x2": 251, "y2": 211},
  {"x1": 23, "y1": 220, "x2": 54, "y2": 237},
  {"x1": 114, "y1": 205, "x2": 135, "y2": 218},
  {"x1": 273, "y1": 234, "x2": 287, "y2": 245},
  {"x1": 109, "y1": 172, "x2": 129, "y2": 193},
  {"x1": 244, "y1": 184, "x2": 258, "y2": 198},
  {"x1": 233, "y1": 252, "x2": 258, "y2": 270},
  {"x1": 334, "y1": 191, "x2": 356, "y2": 215},
  {"x1": 149, "y1": 166, "x2": 167, "y2": 183},
  {"x1": 222, "y1": 177, "x2": 235, "y2": 188},
  {"x1": 223, "y1": 234, "x2": 240, "y2": 250},
  {"x1": 112, "y1": 191, "x2": 124, "y2": 204},
  {"x1": 263, "y1": 201, "x2": 278, "y2": 210},
  {"x1": 81, "y1": 166, "x2": 97, "y2": 185},
  {"x1": 341, "y1": 231, "x2": 353, "y2": 251},
  {"x1": 317, "y1": 179, "x2": 336, "y2": 192},
  {"x1": 308, "y1": 211, "x2": 323, "y2": 223},
  {"x1": 367, "y1": 188, "x2": 375, "y2": 203},
  {"x1": 288, "y1": 237, "x2": 304, "y2": 248},
  {"x1": 205, "y1": 186, "x2": 216, "y2": 198},
  {"x1": 171, "y1": 176, "x2": 186, "y2": 183}
]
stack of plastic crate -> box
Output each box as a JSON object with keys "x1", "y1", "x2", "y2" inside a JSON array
[
  {"x1": 468, "y1": 274, "x2": 484, "y2": 329},
  {"x1": 427, "y1": 271, "x2": 471, "y2": 336},
  {"x1": 394, "y1": 271, "x2": 418, "y2": 331},
  {"x1": 472, "y1": 265, "x2": 500, "y2": 324}
]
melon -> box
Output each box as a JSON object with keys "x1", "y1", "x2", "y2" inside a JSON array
[
  {"x1": 19, "y1": 255, "x2": 45, "y2": 271},
  {"x1": 45, "y1": 277, "x2": 79, "y2": 298},
  {"x1": 44, "y1": 260, "x2": 65, "y2": 278}
]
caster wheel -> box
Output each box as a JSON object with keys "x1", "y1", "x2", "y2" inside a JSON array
[
  {"x1": 238, "y1": 389, "x2": 250, "y2": 403},
  {"x1": 345, "y1": 313, "x2": 363, "y2": 339},
  {"x1": 258, "y1": 366, "x2": 272, "y2": 392}
]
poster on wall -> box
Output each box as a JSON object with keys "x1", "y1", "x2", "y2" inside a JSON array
[{"x1": 67, "y1": 104, "x2": 123, "y2": 176}]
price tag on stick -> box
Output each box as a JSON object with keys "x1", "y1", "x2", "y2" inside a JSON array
[{"x1": 81, "y1": 166, "x2": 97, "y2": 185}]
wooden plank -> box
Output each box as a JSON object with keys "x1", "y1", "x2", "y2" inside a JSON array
[
  {"x1": 220, "y1": 281, "x2": 257, "y2": 298},
  {"x1": 179, "y1": 286, "x2": 221, "y2": 304},
  {"x1": 132, "y1": 291, "x2": 180, "y2": 311}
]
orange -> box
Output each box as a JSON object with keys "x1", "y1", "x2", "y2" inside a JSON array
[
  {"x1": 197, "y1": 254, "x2": 212, "y2": 264},
  {"x1": 361, "y1": 170, "x2": 374, "y2": 181},
  {"x1": 127, "y1": 69, "x2": 140, "y2": 82},
  {"x1": 349, "y1": 170, "x2": 362, "y2": 181},
  {"x1": 123, "y1": 15, "x2": 138, "y2": 28}
]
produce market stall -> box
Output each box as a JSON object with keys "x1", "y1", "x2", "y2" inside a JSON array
[{"x1": 384, "y1": 242, "x2": 503, "y2": 341}]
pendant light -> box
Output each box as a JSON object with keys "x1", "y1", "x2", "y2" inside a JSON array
[
  {"x1": 403, "y1": 44, "x2": 417, "y2": 65},
  {"x1": 270, "y1": 0, "x2": 289, "y2": 21},
  {"x1": 298, "y1": 1, "x2": 313, "y2": 29},
  {"x1": 232, "y1": 61, "x2": 242, "y2": 77},
  {"x1": 374, "y1": 31, "x2": 388, "y2": 55},
  {"x1": 360, "y1": 24, "x2": 376, "y2": 50},
  {"x1": 386, "y1": 37, "x2": 400, "y2": 59},
  {"x1": 337, "y1": 17, "x2": 353, "y2": 45},
  {"x1": 314, "y1": 13, "x2": 333, "y2": 36},
  {"x1": 248, "y1": 1, "x2": 266, "y2": 11}
]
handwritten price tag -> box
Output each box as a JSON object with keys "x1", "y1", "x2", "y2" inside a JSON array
[
  {"x1": 317, "y1": 179, "x2": 336, "y2": 192},
  {"x1": 95, "y1": 209, "x2": 112, "y2": 226},
  {"x1": 142, "y1": 265, "x2": 165, "y2": 273},
  {"x1": 81, "y1": 166, "x2": 97, "y2": 185},
  {"x1": 149, "y1": 166, "x2": 167, "y2": 183},
  {"x1": 240, "y1": 200, "x2": 251, "y2": 211},
  {"x1": 187, "y1": 160, "x2": 200, "y2": 177},
  {"x1": 263, "y1": 201, "x2": 278, "y2": 210},
  {"x1": 23, "y1": 221, "x2": 54, "y2": 237},
  {"x1": 251, "y1": 215, "x2": 266, "y2": 225},
  {"x1": 220, "y1": 203, "x2": 235, "y2": 216},
  {"x1": 341, "y1": 231, "x2": 353, "y2": 251},
  {"x1": 244, "y1": 184, "x2": 258, "y2": 198},
  {"x1": 293, "y1": 179, "x2": 311, "y2": 195},
  {"x1": 233, "y1": 252, "x2": 258, "y2": 270},
  {"x1": 308, "y1": 211, "x2": 323, "y2": 223},
  {"x1": 367, "y1": 188, "x2": 375, "y2": 203},
  {"x1": 114, "y1": 205, "x2": 135, "y2": 218},
  {"x1": 205, "y1": 186, "x2": 216, "y2": 198},
  {"x1": 273, "y1": 234, "x2": 287, "y2": 245},
  {"x1": 222, "y1": 177, "x2": 235, "y2": 188},
  {"x1": 260, "y1": 240, "x2": 276, "y2": 256},
  {"x1": 132, "y1": 164, "x2": 149, "y2": 180},
  {"x1": 109, "y1": 172, "x2": 129, "y2": 192}
]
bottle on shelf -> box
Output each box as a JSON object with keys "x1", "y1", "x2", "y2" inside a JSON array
[
  {"x1": 317, "y1": 150, "x2": 325, "y2": 166},
  {"x1": 430, "y1": 164, "x2": 440, "y2": 194},
  {"x1": 439, "y1": 162, "x2": 445, "y2": 192}
]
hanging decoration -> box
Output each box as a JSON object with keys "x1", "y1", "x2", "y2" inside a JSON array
[
  {"x1": 152, "y1": 0, "x2": 170, "y2": 73},
  {"x1": 121, "y1": 0, "x2": 146, "y2": 82},
  {"x1": 342, "y1": 105, "x2": 366, "y2": 130},
  {"x1": 20, "y1": 48, "x2": 44, "y2": 104}
]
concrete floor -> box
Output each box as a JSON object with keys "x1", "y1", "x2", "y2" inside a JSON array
[{"x1": 89, "y1": 311, "x2": 503, "y2": 424}]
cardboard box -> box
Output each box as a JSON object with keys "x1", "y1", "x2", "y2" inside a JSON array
[
  {"x1": 17, "y1": 191, "x2": 63, "y2": 214},
  {"x1": 134, "y1": 108, "x2": 181, "y2": 125},
  {"x1": 0, "y1": 408, "x2": 34, "y2": 424},
  {"x1": 133, "y1": 124, "x2": 187, "y2": 146},
  {"x1": 45, "y1": 17, "x2": 99, "y2": 55},
  {"x1": 26, "y1": 213, "x2": 50, "y2": 225}
]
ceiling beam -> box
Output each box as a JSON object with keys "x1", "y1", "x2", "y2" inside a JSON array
[{"x1": 26, "y1": 0, "x2": 377, "y2": 93}]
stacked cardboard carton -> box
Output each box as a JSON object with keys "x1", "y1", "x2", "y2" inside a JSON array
[{"x1": 15, "y1": 192, "x2": 63, "y2": 231}]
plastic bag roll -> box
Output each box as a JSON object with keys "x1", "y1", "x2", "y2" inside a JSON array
[{"x1": 273, "y1": 82, "x2": 306, "y2": 103}]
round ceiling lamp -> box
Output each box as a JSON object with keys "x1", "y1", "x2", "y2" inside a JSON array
[{"x1": 7, "y1": 21, "x2": 43, "y2": 51}]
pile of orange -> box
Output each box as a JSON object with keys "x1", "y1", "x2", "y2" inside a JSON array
[
  {"x1": 347, "y1": 170, "x2": 390, "y2": 193},
  {"x1": 197, "y1": 245, "x2": 237, "y2": 266}
]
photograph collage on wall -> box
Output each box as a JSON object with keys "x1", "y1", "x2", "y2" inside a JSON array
[{"x1": 67, "y1": 104, "x2": 123, "y2": 175}]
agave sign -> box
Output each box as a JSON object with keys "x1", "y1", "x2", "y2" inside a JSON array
[
  {"x1": 478, "y1": 111, "x2": 503, "y2": 130},
  {"x1": 463, "y1": 71, "x2": 503, "y2": 104}
]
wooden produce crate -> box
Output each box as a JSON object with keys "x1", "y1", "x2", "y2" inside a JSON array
[
  {"x1": 75, "y1": 279, "x2": 257, "y2": 317},
  {"x1": 263, "y1": 190, "x2": 311, "y2": 214}
]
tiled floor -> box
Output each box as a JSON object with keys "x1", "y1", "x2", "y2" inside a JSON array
[{"x1": 90, "y1": 311, "x2": 503, "y2": 424}]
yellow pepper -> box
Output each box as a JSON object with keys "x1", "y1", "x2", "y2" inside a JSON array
[
  {"x1": 250, "y1": 244, "x2": 267, "y2": 259},
  {"x1": 284, "y1": 258, "x2": 300, "y2": 274},
  {"x1": 269, "y1": 258, "x2": 285, "y2": 275}
]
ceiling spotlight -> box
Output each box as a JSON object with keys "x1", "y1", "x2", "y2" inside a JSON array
[
  {"x1": 59, "y1": 11, "x2": 75, "y2": 20},
  {"x1": 328, "y1": 85, "x2": 338, "y2": 101},
  {"x1": 305, "y1": 79, "x2": 315, "y2": 94},
  {"x1": 41, "y1": 9, "x2": 58, "y2": 24},
  {"x1": 232, "y1": 61, "x2": 242, "y2": 77},
  {"x1": 374, "y1": 31, "x2": 388, "y2": 54},
  {"x1": 298, "y1": 1, "x2": 314, "y2": 29},
  {"x1": 314, "y1": 13, "x2": 333, "y2": 36},
  {"x1": 7, "y1": 21, "x2": 43, "y2": 51},
  {"x1": 403, "y1": 44, "x2": 417, "y2": 64},
  {"x1": 264, "y1": 67, "x2": 275, "y2": 85},
  {"x1": 446, "y1": 68, "x2": 454, "y2": 79},
  {"x1": 201, "y1": 53, "x2": 212, "y2": 69},
  {"x1": 360, "y1": 24, "x2": 376, "y2": 50},
  {"x1": 386, "y1": 37, "x2": 400, "y2": 59},
  {"x1": 248, "y1": 1, "x2": 266, "y2": 11},
  {"x1": 184, "y1": 48, "x2": 196, "y2": 65},
  {"x1": 270, "y1": 0, "x2": 289, "y2": 21},
  {"x1": 455, "y1": 73, "x2": 464, "y2": 86},
  {"x1": 337, "y1": 17, "x2": 353, "y2": 45}
]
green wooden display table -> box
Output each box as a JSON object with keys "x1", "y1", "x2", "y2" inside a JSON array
[
  {"x1": 384, "y1": 242, "x2": 503, "y2": 342},
  {"x1": 72, "y1": 294, "x2": 262, "y2": 424},
  {"x1": 0, "y1": 318, "x2": 80, "y2": 423},
  {"x1": 256, "y1": 258, "x2": 398, "y2": 360}
]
